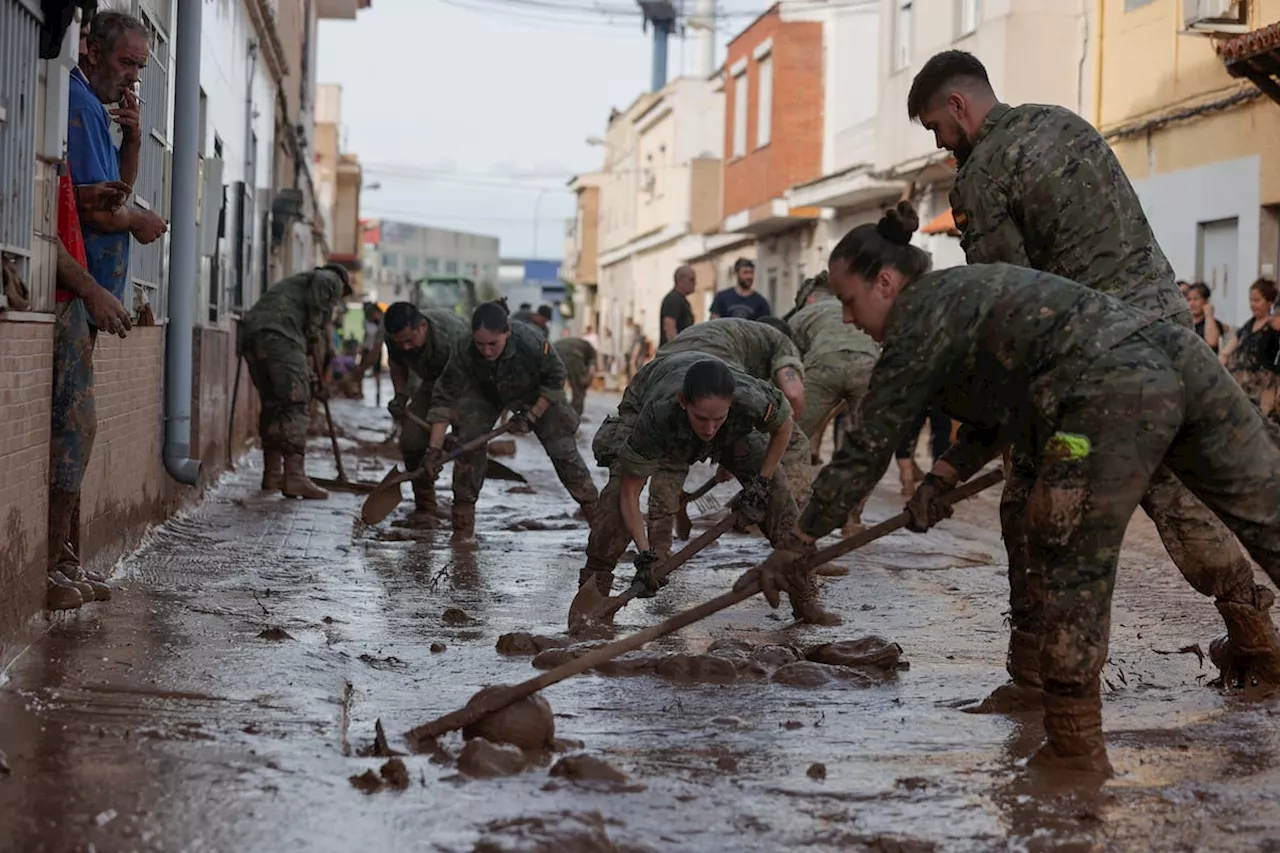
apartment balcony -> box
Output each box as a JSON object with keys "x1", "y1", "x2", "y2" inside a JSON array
[
  {"x1": 317, "y1": 0, "x2": 372, "y2": 20},
  {"x1": 786, "y1": 164, "x2": 905, "y2": 213}
]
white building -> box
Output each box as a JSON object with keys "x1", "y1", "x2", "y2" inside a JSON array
[{"x1": 362, "y1": 219, "x2": 500, "y2": 306}]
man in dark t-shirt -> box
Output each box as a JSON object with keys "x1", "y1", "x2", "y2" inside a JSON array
[
  {"x1": 710, "y1": 257, "x2": 771, "y2": 320},
  {"x1": 660, "y1": 265, "x2": 697, "y2": 345}
]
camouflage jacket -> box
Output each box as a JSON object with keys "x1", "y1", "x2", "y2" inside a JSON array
[
  {"x1": 655, "y1": 318, "x2": 804, "y2": 382},
  {"x1": 511, "y1": 309, "x2": 548, "y2": 339},
  {"x1": 386, "y1": 308, "x2": 469, "y2": 384},
  {"x1": 610, "y1": 351, "x2": 792, "y2": 479},
  {"x1": 239, "y1": 268, "x2": 345, "y2": 351},
  {"x1": 427, "y1": 321, "x2": 567, "y2": 422},
  {"x1": 800, "y1": 263, "x2": 1161, "y2": 538},
  {"x1": 951, "y1": 103, "x2": 1188, "y2": 326},
  {"x1": 789, "y1": 296, "x2": 880, "y2": 362},
  {"x1": 553, "y1": 337, "x2": 598, "y2": 376}
]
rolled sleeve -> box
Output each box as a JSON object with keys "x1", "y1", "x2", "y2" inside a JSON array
[{"x1": 759, "y1": 390, "x2": 792, "y2": 433}]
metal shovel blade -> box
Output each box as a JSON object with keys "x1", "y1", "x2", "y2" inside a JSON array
[
  {"x1": 485, "y1": 458, "x2": 527, "y2": 483},
  {"x1": 360, "y1": 465, "x2": 410, "y2": 525}
]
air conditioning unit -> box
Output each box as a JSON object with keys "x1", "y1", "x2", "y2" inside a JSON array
[{"x1": 1183, "y1": 0, "x2": 1248, "y2": 35}]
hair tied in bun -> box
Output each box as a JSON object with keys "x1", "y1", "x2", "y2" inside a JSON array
[{"x1": 876, "y1": 201, "x2": 920, "y2": 246}]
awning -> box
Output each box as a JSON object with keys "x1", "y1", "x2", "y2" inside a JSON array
[
  {"x1": 921, "y1": 208, "x2": 958, "y2": 237},
  {"x1": 1217, "y1": 21, "x2": 1280, "y2": 106}
]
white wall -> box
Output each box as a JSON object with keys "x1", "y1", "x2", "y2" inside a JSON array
[{"x1": 1131, "y1": 156, "x2": 1261, "y2": 327}]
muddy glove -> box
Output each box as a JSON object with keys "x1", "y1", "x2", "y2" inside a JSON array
[
  {"x1": 508, "y1": 409, "x2": 537, "y2": 436},
  {"x1": 311, "y1": 378, "x2": 330, "y2": 402},
  {"x1": 388, "y1": 393, "x2": 408, "y2": 421},
  {"x1": 905, "y1": 473, "x2": 955, "y2": 533},
  {"x1": 424, "y1": 446, "x2": 448, "y2": 477},
  {"x1": 632, "y1": 549, "x2": 665, "y2": 598},
  {"x1": 731, "y1": 474, "x2": 771, "y2": 526},
  {"x1": 733, "y1": 537, "x2": 816, "y2": 608}
]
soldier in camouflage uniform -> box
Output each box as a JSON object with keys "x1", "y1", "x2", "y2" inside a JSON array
[
  {"x1": 511, "y1": 304, "x2": 551, "y2": 339},
  {"x1": 585, "y1": 353, "x2": 821, "y2": 615},
  {"x1": 905, "y1": 49, "x2": 1280, "y2": 711},
  {"x1": 382, "y1": 302, "x2": 470, "y2": 518},
  {"x1": 645, "y1": 318, "x2": 812, "y2": 557},
  {"x1": 787, "y1": 271, "x2": 882, "y2": 531},
  {"x1": 238, "y1": 265, "x2": 350, "y2": 500},
  {"x1": 426, "y1": 302, "x2": 598, "y2": 539},
  {"x1": 742, "y1": 206, "x2": 1280, "y2": 774},
  {"x1": 553, "y1": 336, "x2": 598, "y2": 417}
]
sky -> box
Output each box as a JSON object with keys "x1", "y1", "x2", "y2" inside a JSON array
[{"x1": 315, "y1": 0, "x2": 751, "y2": 260}]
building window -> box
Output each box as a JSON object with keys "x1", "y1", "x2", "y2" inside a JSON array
[
  {"x1": 381, "y1": 252, "x2": 398, "y2": 269},
  {"x1": 445, "y1": 260, "x2": 458, "y2": 274},
  {"x1": 894, "y1": 0, "x2": 913, "y2": 71},
  {"x1": 426, "y1": 258, "x2": 440, "y2": 274},
  {"x1": 404, "y1": 254, "x2": 420, "y2": 272},
  {"x1": 956, "y1": 0, "x2": 980, "y2": 36},
  {"x1": 732, "y1": 71, "x2": 748, "y2": 158},
  {"x1": 756, "y1": 55, "x2": 773, "y2": 149},
  {"x1": 1123, "y1": 0, "x2": 1155, "y2": 9}
]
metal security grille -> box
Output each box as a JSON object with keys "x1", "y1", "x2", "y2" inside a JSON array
[
  {"x1": 130, "y1": 7, "x2": 171, "y2": 318},
  {"x1": 0, "y1": 0, "x2": 41, "y2": 291}
]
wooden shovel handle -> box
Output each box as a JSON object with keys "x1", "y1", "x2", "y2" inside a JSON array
[
  {"x1": 603, "y1": 513, "x2": 740, "y2": 617},
  {"x1": 679, "y1": 474, "x2": 721, "y2": 506},
  {"x1": 403, "y1": 466, "x2": 1004, "y2": 750},
  {"x1": 390, "y1": 423, "x2": 514, "y2": 488}
]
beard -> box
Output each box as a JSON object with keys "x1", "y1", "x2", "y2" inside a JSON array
[{"x1": 951, "y1": 134, "x2": 975, "y2": 168}]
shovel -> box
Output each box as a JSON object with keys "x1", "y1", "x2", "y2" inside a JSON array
[
  {"x1": 360, "y1": 423, "x2": 513, "y2": 525},
  {"x1": 400, "y1": 409, "x2": 528, "y2": 485},
  {"x1": 568, "y1": 513, "x2": 740, "y2": 634},
  {"x1": 404, "y1": 467, "x2": 1004, "y2": 751},
  {"x1": 675, "y1": 474, "x2": 724, "y2": 541}
]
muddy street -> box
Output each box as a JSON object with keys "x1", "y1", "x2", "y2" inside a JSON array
[{"x1": 3, "y1": 390, "x2": 1280, "y2": 853}]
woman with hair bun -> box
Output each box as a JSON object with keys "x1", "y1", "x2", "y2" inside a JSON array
[{"x1": 736, "y1": 201, "x2": 1280, "y2": 777}]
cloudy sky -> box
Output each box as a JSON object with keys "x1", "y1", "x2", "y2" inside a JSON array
[{"x1": 316, "y1": 0, "x2": 749, "y2": 259}]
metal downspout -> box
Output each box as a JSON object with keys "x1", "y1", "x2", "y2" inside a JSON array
[{"x1": 163, "y1": 0, "x2": 202, "y2": 485}]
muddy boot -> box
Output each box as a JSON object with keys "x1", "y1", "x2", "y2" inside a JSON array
[
  {"x1": 897, "y1": 458, "x2": 917, "y2": 497},
  {"x1": 785, "y1": 567, "x2": 842, "y2": 626},
  {"x1": 963, "y1": 629, "x2": 1045, "y2": 714},
  {"x1": 1028, "y1": 692, "x2": 1113, "y2": 777},
  {"x1": 578, "y1": 567, "x2": 613, "y2": 595},
  {"x1": 261, "y1": 450, "x2": 284, "y2": 491},
  {"x1": 46, "y1": 571, "x2": 84, "y2": 611},
  {"x1": 1212, "y1": 586, "x2": 1280, "y2": 698},
  {"x1": 451, "y1": 503, "x2": 476, "y2": 542},
  {"x1": 401, "y1": 479, "x2": 441, "y2": 527},
  {"x1": 282, "y1": 455, "x2": 329, "y2": 500},
  {"x1": 647, "y1": 516, "x2": 673, "y2": 559},
  {"x1": 58, "y1": 561, "x2": 111, "y2": 602},
  {"x1": 50, "y1": 569, "x2": 94, "y2": 606}
]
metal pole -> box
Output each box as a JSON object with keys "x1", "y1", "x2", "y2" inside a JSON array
[{"x1": 163, "y1": 0, "x2": 203, "y2": 485}]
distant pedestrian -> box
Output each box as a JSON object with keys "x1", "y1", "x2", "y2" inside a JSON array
[
  {"x1": 660, "y1": 265, "x2": 697, "y2": 345},
  {"x1": 1186, "y1": 282, "x2": 1224, "y2": 353},
  {"x1": 1221, "y1": 278, "x2": 1280, "y2": 429},
  {"x1": 511, "y1": 303, "x2": 549, "y2": 339},
  {"x1": 710, "y1": 258, "x2": 770, "y2": 320}
]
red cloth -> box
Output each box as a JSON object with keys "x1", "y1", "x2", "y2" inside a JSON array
[{"x1": 56, "y1": 167, "x2": 88, "y2": 302}]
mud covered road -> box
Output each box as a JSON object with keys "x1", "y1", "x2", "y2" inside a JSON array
[{"x1": 3, "y1": 387, "x2": 1280, "y2": 852}]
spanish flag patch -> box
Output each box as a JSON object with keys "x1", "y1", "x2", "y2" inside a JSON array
[
  {"x1": 542, "y1": 341, "x2": 550, "y2": 355},
  {"x1": 763, "y1": 403, "x2": 774, "y2": 424},
  {"x1": 953, "y1": 209, "x2": 969, "y2": 231}
]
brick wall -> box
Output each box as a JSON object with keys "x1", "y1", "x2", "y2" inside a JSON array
[
  {"x1": 723, "y1": 13, "x2": 825, "y2": 217},
  {"x1": 0, "y1": 319, "x2": 54, "y2": 652}
]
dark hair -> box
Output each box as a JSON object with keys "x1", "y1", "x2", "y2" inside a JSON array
[
  {"x1": 519, "y1": 302, "x2": 532, "y2": 311},
  {"x1": 472, "y1": 301, "x2": 511, "y2": 333},
  {"x1": 681, "y1": 358, "x2": 736, "y2": 403},
  {"x1": 907, "y1": 50, "x2": 992, "y2": 120},
  {"x1": 87, "y1": 10, "x2": 148, "y2": 56},
  {"x1": 383, "y1": 301, "x2": 422, "y2": 335},
  {"x1": 537, "y1": 304, "x2": 553, "y2": 320},
  {"x1": 757, "y1": 316, "x2": 794, "y2": 342},
  {"x1": 828, "y1": 201, "x2": 932, "y2": 283},
  {"x1": 733, "y1": 257, "x2": 755, "y2": 271},
  {"x1": 1252, "y1": 277, "x2": 1279, "y2": 304},
  {"x1": 1187, "y1": 282, "x2": 1211, "y2": 300}
]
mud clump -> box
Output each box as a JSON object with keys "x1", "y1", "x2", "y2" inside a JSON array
[
  {"x1": 594, "y1": 651, "x2": 664, "y2": 677},
  {"x1": 431, "y1": 642, "x2": 447, "y2": 653},
  {"x1": 772, "y1": 661, "x2": 875, "y2": 688},
  {"x1": 531, "y1": 642, "x2": 607, "y2": 670},
  {"x1": 654, "y1": 654, "x2": 738, "y2": 684},
  {"x1": 457, "y1": 738, "x2": 528, "y2": 778},
  {"x1": 462, "y1": 688, "x2": 555, "y2": 752},
  {"x1": 751, "y1": 644, "x2": 802, "y2": 667},
  {"x1": 473, "y1": 811, "x2": 655, "y2": 853},
  {"x1": 442, "y1": 608, "x2": 471, "y2": 626},
  {"x1": 497, "y1": 632, "x2": 571, "y2": 657},
  {"x1": 807, "y1": 762, "x2": 827, "y2": 780},
  {"x1": 805, "y1": 636, "x2": 906, "y2": 672},
  {"x1": 549, "y1": 754, "x2": 630, "y2": 786},
  {"x1": 380, "y1": 757, "x2": 411, "y2": 790},
  {"x1": 349, "y1": 769, "x2": 382, "y2": 794},
  {"x1": 257, "y1": 627, "x2": 293, "y2": 641}
]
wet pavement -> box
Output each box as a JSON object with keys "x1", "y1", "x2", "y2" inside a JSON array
[{"x1": 4, "y1": 385, "x2": 1280, "y2": 852}]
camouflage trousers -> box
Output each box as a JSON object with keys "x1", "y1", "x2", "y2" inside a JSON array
[
  {"x1": 567, "y1": 378, "x2": 590, "y2": 418},
  {"x1": 797, "y1": 351, "x2": 877, "y2": 442},
  {"x1": 48, "y1": 299, "x2": 98, "y2": 562},
  {"x1": 585, "y1": 418, "x2": 800, "y2": 577},
  {"x1": 1011, "y1": 323, "x2": 1280, "y2": 701},
  {"x1": 449, "y1": 393, "x2": 598, "y2": 508},
  {"x1": 646, "y1": 424, "x2": 813, "y2": 528},
  {"x1": 241, "y1": 330, "x2": 312, "y2": 456},
  {"x1": 399, "y1": 378, "x2": 436, "y2": 474}
]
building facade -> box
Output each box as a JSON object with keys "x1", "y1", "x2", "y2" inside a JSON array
[
  {"x1": 564, "y1": 173, "x2": 603, "y2": 335},
  {"x1": 315, "y1": 84, "x2": 365, "y2": 296},
  {"x1": 361, "y1": 219, "x2": 500, "y2": 307}
]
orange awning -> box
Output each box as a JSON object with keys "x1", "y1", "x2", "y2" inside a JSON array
[{"x1": 921, "y1": 208, "x2": 958, "y2": 236}]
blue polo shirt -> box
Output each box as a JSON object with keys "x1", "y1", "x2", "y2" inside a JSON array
[{"x1": 67, "y1": 67, "x2": 130, "y2": 309}]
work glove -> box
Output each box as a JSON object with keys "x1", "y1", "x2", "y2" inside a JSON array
[
  {"x1": 508, "y1": 409, "x2": 537, "y2": 436},
  {"x1": 632, "y1": 549, "x2": 665, "y2": 598},
  {"x1": 424, "y1": 446, "x2": 448, "y2": 477},
  {"x1": 311, "y1": 379, "x2": 330, "y2": 401},
  {"x1": 905, "y1": 473, "x2": 955, "y2": 533},
  {"x1": 388, "y1": 393, "x2": 408, "y2": 421},
  {"x1": 731, "y1": 474, "x2": 771, "y2": 526},
  {"x1": 733, "y1": 536, "x2": 816, "y2": 608}
]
